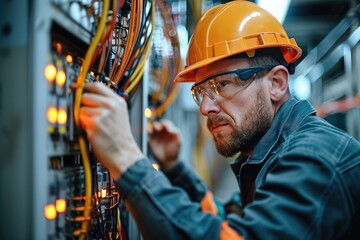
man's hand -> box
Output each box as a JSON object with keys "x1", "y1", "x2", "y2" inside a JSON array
[
  {"x1": 79, "y1": 82, "x2": 144, "y2": 179},
  {"x1": 148, "y1": 120, "x2": 181, "y2": 170}
]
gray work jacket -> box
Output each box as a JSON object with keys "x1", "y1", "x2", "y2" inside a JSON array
[{"x1": 116, "y1": 98, "x2": 360, "y2": 239}]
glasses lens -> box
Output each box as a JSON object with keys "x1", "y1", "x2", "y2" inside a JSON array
[
  {"x1": 211, "y1": 73, "x2": 242, "y2": 98},
  {"x1": 191, "y1": 72, "x2": 241, "y2": 105},
  {"x1": 191, "y1": 87, "x2": 203, "y2": 105},
  {"x1": 191, "y1": 65, "x2": 275, "y2": 106}
]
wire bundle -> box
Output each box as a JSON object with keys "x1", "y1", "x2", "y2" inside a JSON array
[
  {"x1": 108, "y1": 0, "x2": 155, "y2": 99},
  {"x1": 148, "y1": 0, "x2": 181, "y2": 119},
  {"x1": 70, "y1": 0, "x2": 154, "y2": 238}
]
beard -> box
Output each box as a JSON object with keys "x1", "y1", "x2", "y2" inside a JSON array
[{"x1": 207, "y1": 89, "x2": 273, "y2": 157}]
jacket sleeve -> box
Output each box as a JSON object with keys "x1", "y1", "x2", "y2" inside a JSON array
[
  {"x1": 162, "y1": 161, "x2": 211, "y2": 203},
  {"x1": 115, "y1": 158, "x2": 244, "y2": 240},
  {"x1": 161, "y1": 161, "x2": 227, "y2": 217}
]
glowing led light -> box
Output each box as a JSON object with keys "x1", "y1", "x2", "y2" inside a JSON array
[
  {"x1": 57, "y1": 108, "x2": 67, "y2": 125},
  {"x1": 47, "y1": 106, "x2": 58, "y2": 124},
  {"x1": 101, "y1": 188, "x2": 107, "y2": 198},
  {"x1": 144, "y1": 108, "x2": 152, "y2": 118},
  {"x1": 56, "y1": 70, "x2": 66, "y2": 87},
  {"x1": 44, "y1": 203, "x2": 57, "y2": 220},
  {"x1": 55, "y1": 199, "x2": 66, "y2": 213},
  {"x1": 65, "y1": 54, "x2": 73, "y2": 63},
  {"x1": 44, "y1": 64, "x2": 57, "y2": 82},
  {"x1": 152, "y1": 163, "x2": 160, "y2": 171},
  {"x1": 55, "y1": 43, "x2": 62, "y2": 54}
]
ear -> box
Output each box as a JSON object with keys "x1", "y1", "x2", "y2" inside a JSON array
[{"x1": 268, "y1": 65, "x2": 289, "y2": 102}]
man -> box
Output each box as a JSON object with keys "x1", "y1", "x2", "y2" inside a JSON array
[{"x1": 80, "y1": 1, "x2": 360, "y2": 239}]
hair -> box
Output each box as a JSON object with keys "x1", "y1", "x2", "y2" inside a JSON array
[
  {"x1": 251, "y1": 48, "x2": 295, "y2": 73},
  {"x1": 230, "y1": 47, "x2": 296, "y2": 76},
  {"x1": 248, "y1": 55, "x2": 281, "y2": 78},
  {"x1": 248, "y1": 48, "x2": 292, "y2": 96},
  {"x1": 226, "y1": 48, "x2": 294, "y2": 96}
]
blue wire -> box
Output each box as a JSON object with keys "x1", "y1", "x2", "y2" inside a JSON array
[{"x1": 118, "y1": 91, "x2": 129, "y2": 98}]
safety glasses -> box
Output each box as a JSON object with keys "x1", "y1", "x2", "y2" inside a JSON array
[{"x1": 190, "y1": 65, "x2": 276, "y2": 106}]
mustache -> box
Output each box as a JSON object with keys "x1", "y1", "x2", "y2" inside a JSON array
[{"x1": 207, "y1": 115, "x2": 232, "y2": 130}]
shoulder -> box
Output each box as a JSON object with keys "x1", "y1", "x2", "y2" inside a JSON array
[{"x1": 282, "y1": 115, "x2": 359, "y2": 167}]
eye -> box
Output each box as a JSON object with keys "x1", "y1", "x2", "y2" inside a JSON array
[
  {"x1": 213, "y1": 74, "x2": 238, "y2": 90},
  {"x1": 215, "y1": 79, "x2": 231, "y2": 89}
]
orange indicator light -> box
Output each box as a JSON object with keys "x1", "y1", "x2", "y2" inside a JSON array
[
  {"x1": 101, "y1": 188, "x2": 107, "y2": 198},
  {"x1": 65, "y1": 54, "x2": 73, "y2": 63},
  {"x1": 56, "y1": 70, "x2": 66, "y2": 87},
  {"x1": 47, "y1": 106, "x2": 58, "y2": 124},
  {"x1": 44, "y1": 203, "x2": 57, "y2": 220},
  {"x1": 55, "y1": 43, "x2": 62, "y2": 54},
  {"x1": 44, "y1": 64, "x2": 57, "y2": 82},
  {"x1": 55, "y1": 199, "x2": 66, "y2": 213},
  {"x1": 57, "y1": 108, "x2": 67, "y2": 125}
]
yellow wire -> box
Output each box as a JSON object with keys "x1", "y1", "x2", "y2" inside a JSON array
[
  {"x1": 79, "y1": 136, "x2": 92, "y2": 238},
  {"x1": 73, "y1": 0, "x2": 109, "y2": 127},
  {"x1": 154, "y1": 84, "x2": 180, "y2": 117},
  {"x1": 98, "y1": 0, "x2": 118, "y2": 73},
  {"x1": 118, "y1": 208, "x2": 121, "y2": 239},
  {"x1": 124, "y1": 37, "x2": 152, "y2": 94},
  {"x1": 72, "y1": 0, "x2": 110, "y2": 238},
  {"x1": 124, "y1": 50, "x2": 144, "y2": 90}
]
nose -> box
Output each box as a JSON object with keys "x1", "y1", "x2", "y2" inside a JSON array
[{"x1": 199, "y1": 94, "x2": 221, "y2": 116}]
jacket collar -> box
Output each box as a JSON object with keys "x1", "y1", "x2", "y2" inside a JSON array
[
  {"x1": 240, "y1": 98, "x2": 316, "y2": 165},
  {"x1": 247, "y1": 98, "x2": 316, "y2": 163}
]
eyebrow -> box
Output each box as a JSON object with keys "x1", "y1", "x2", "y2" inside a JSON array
[
  {"x1": 194, "y1": 69, "x2": 241, "y2": 87},
  {"x1": 193, "y1": 65, "x2": 276, "y2": 88}
]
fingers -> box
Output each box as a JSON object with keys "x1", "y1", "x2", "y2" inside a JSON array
[
  {"x1": 81, "y1": 82, "x2": 128, "y2": 109},
  {"x1": 161, "y1": 120, "x2": 179, "y2": 134},
  {"x1": 80, "y1": 106, "x2": 102, "y2": 117},
  {"x1": 79, "y1": 107, "x2": 102, "y2": 132},
  {"x1": 151, "y1": 120, "x2": 179, "y2": 135},
  {"x1": 149, "y1": 121, "x2": 166, "y2": 136},
  {"x1": 81, "y1": 92, "x2": 109, "y2": 108},
  {"x1": 150, "y1": 120, "x2": 173, "y2": 132},
  {"x1": 80, "y1": 82, "x2": 128, "y2": 133},
  {"x1": 152, "y1": 121, "x2": 162, "y2": 132},
  {"x1": 147, "y1": 121, "x2": 163, "y2": 136},
  {"x1": 148, "y1": 120, "x2": 181, "y2": 140},
  {"x1": 83, "y1": 82, "x2": 116, "y2": 97}
]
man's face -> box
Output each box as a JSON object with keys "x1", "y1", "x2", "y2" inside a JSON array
[{"x1": 195, "y1": 58, "x2": 275, "y2": 157}]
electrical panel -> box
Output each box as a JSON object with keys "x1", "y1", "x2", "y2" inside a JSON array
[{"x1": 1, "y1": 0, "x2": 153, "y2": 239}]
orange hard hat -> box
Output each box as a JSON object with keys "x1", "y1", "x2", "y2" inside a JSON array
[{"x1": 174, "y1": 0, "x2": 302, "y2": 82}]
